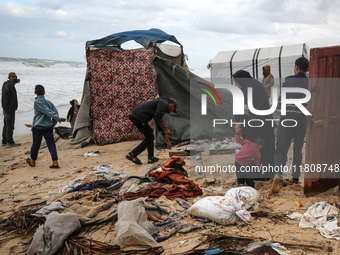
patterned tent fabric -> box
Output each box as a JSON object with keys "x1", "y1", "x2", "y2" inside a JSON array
[{"x1": 87, "y1": 47, "x2": 157, "y2": 145}]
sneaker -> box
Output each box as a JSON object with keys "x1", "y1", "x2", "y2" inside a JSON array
[{"x1": 7, "y1": 142, "x2": 21, "y2": 147}]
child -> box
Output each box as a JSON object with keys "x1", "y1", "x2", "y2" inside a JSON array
[
  {"x1": 235, "y1": 124, "x2": 265, "y2": 188},
  {"x1": 67, "y1": 99, "x2": 80, "y2": 130},
  {"x1": 26, "y1": 85, "x2": 66, "y2": 168}
]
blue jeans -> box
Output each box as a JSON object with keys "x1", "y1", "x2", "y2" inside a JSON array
[{"x1": 31, "y1": 126, "x2": 58, "y2": 161}]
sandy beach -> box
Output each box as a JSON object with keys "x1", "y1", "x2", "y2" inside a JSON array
[{"x1": 0, "y1": 131, "x2": 339, "y2": 254}]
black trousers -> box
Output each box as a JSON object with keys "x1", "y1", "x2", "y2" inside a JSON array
[
  {"x1": 129, "y1": 115, "x2": 154, "y2": 158},
  {"x1": 235, "y1": 161, "x2": 255, "y2": 188},
  {"x1": 2, "y1": 109, "x2": 15, "y2": 144},
  {"x1": 31, "y1": 126, "x2": 58, "y2": 161},
  {"x1": 274, "y1": 113, "x2": 306, "y2": 179}
]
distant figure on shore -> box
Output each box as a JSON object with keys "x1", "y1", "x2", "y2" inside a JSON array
[
  {"x1": 26, "y1": 85, "x2": 66, "y2": 168},
  {"x1": 262, "y1": 65, "x2": 274, "y2": 97},
  {"x1": 126, "y1": 97, "x2": 177, "y2": 165},
  {"x1": 1, "y1": 72, "x2": 21, "y2": 147},
  {"x1": 67, "y1": 99, "x2": 80, "y2": 130}
]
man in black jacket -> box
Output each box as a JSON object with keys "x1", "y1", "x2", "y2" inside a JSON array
[
  {"x1": 1, "y1": 72, "x2": 21, "y2": 146},
  {"x1": 126, "y1": 97, "x2": 177, "y2": 165},
  {"x1": 272, "y1": 57, "x2": 309, "y2": 193}
]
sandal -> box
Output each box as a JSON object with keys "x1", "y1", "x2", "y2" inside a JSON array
[
  {"x1": 49, "y1": 164, "x2": 60, "y2": 169},
  {"x1": 26, "y1": 158, "x2": 35, "y2": 167},
  {"x1": 126, "y1": 153, "x2": 142, "y2": 165},
  {"x1": 148, "y1": 157, "x2": 159, "y2": 164}
]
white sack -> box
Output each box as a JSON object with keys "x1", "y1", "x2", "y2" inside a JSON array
[
  {"x1": 189, "y1": 196, "x2": 251, "y2": 225},
  {"x1": 113, "y1": 197, "x2": 158, "y2": 247},
  {"x1": 225, "y1": 186, "x2": 262, "y2": 210}
]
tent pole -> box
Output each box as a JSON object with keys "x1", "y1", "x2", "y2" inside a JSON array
[
  {"x1": 278, "y1": 46, "x2": 284, "y2": 94},
  {"x1": 255, "y1": 48, "x2": 261, "y2": 80},
  {"x1": 252, "y1": 49, "x2": 258, "y2": 78}
]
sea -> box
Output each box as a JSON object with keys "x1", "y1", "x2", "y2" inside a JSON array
[{"x1": 0, "y1": 57, "x2": 210, "y2": 136}]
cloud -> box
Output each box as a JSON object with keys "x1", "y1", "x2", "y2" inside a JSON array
[
  {"x1": 36, "y1": 0, "x2": 69, "y2": 10},
  {"x1": 0, "y1": 0, "x2": 339, "y2": 68},
  {"x1": 56, "y1": 31, "x2": 67, "y2": 37}
]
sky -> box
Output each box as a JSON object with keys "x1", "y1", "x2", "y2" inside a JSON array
[{"x1": 0, "y1": 0, "x2": 339, "y2": 69}]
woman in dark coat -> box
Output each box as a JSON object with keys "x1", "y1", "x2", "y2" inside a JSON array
[{"x1": 232, "y1": 70, "x2": 275, "y2": 180}]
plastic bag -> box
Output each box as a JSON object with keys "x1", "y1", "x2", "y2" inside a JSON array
[
  {"x1": 189, "y1": 196, "x2": 251, "y2": 225},
  {"x1": 113, "y1": 197, "x2": 158, "y2": 247},
  {"x1": 225, "y1": 186, "x2": 262, "y2": 210}
]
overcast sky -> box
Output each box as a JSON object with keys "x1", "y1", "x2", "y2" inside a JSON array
[{"x1": 0, "y1": 0, "x2": 339, "y2": 68}]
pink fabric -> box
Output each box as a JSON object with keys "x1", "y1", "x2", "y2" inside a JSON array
[{"x1": 235, "y1": 132, "x2": 261, "y2": 166}]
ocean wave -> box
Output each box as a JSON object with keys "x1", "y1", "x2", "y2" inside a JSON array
[
  {"x1": 0, "y1": 57, "x2": 86, "y2": 115},
  {"x1": 0, "y1": 57, "x2": 86, "y2": 69}
]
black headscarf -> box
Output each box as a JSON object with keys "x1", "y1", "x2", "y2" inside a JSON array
[
  {"x1": 232, "y1": 70, "x2": 269, "y2": 112},
  {"x1": 67, "y1": 99, "x2": 76, "y2": 122}
]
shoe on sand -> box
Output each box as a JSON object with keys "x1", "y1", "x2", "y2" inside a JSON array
[
  {"x1": 26, "y1": 158, "x2": 35, "y2": 167},
  {"x1": 148, "y1": 157, "x2": 159, "y2": 164},
  {"x1": 7, "y1": 142, "x2": 21, "y2": 147},
  {"x1": 126, "y1": 153, "x2": 142, "y2": 165}
]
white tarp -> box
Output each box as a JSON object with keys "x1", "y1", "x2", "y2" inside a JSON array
[{"x1": 208, "y1": 43, "x2": 309, "y2": 91}]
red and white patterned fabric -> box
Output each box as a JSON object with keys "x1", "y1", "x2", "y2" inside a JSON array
[{"x1": 87, "y1": 47, "x2": 157, "y2": 145}]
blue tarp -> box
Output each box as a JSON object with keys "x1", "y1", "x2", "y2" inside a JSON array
[{"x1": 86, "y1": 28, "x2": 181, "y2": 47}]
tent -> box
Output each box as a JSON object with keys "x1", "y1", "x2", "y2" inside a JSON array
[
  {"x1": 208, "y1": 43, "x2": 309, "y2": 90},
  {"x1": 72, "y1": 29, "x2": 234, "y2": 148}
]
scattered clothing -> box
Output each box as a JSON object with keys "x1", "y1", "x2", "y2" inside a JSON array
[
  {"x1": 299, "y1": 201, "x2": 340, "y2": 240},
  {"x1": 27, "y1": 212, "x2": 81, "y2": 255},
  {"x1": 122, "y1": 157, "x2": 202, "y2": 200},
  {"x1": 68, "y1": 179, "x2": 120, "y2": 193}
]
